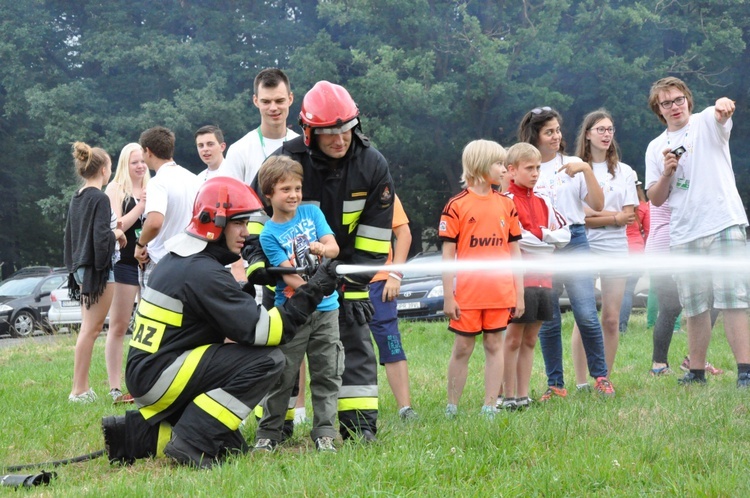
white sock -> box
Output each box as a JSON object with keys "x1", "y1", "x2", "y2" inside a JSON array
[{"x1": 293, "y1": 407, "x2": 307, "y2": 424}]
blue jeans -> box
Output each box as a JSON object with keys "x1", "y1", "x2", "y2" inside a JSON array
[
  {"x1": 538, "y1": 225, "x2": 608, "y2": 387},
  {"x1": 619, "y1": 272, "x2": 641, "y2": 332}
]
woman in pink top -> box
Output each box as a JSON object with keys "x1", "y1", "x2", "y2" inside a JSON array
[{"x1": 619, "y1": 178, "x2": 649, "y2": 333}]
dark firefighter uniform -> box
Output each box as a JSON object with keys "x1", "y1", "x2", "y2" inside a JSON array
[
  {"x1": 104, "y1": 241, "x2": 326, "y2": 464},
  {"x1": 271, "y1": 131, "x2": 394, "y2": 437}
]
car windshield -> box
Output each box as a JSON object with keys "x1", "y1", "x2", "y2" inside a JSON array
[
  {"x1": 0, "y1": 276, "x2": 44, "y2": 297},
  {"x1": 403, "y1": 254, "x2": 442, "y2": 279}
]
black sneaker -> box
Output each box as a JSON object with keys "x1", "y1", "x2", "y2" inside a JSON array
[
  {"x1": 164, "y1": 436, "x2": 214, "y2": 469},
  {"x1": 252, "y1": 438, "x2": 278, "y2": 452},
  {"x1": 101, "y1": 415, "x2": 134, "y2": 465},
  {"x1": 678, "y1": 372, "x2": 707, "y2": 385},
  {"x1": 738, "y1": 372, "x2": 750, "y2": 388},
  {"x1": 361, "y1": 429, "x2": 377, "y2": 443},
  {"x1": 341, "y1": 427, "x2": 378, "y2": 443}
]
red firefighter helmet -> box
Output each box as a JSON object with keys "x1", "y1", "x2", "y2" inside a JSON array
[
  {"x1": 186, "y1": 176, "x2": 264, "y2": 241},
  {"x1": 299, "y1": 81, "x2": 360, "y2": 146}
]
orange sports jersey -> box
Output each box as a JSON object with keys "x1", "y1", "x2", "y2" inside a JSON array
[
  {"x1": 372, "y1": 195, "x2": 409, "y2": 283},
  {"x1": 439, "y1": 189, "x2": 522, "y2": 310}
]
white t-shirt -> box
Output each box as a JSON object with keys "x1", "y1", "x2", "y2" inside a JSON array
[
  {"x1": 645, "y1": 106, "x2": 747, "y2": 246},
  {"x1": 534, "y1": 153, "x2": 589, "y2": 225},
  {"x1": 199, "y1": 166, "x2": 223, "y2": 183},
  {"x1": 222, "y1": 127, "x2": 299, "y2": 185},
  {"x1": 145, "y1": 163, "x2": 201, "y2": 263},
  {"x1": 585, "y1": 161, "x2": 638, "y2": 253}
]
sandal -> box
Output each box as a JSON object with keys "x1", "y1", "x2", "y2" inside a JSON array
[{"x1": 650, "y1": 366, "x2": 673, "y2": 376}]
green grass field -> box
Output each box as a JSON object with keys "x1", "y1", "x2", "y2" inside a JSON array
[{"x1": 1, "y1": 311, "x2": 748, "y2": 497}]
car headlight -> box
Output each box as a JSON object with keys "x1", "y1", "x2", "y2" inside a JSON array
[
  {"x1": 0, "y1": 304, "x2": 12, "y2": 313},
  {"x1": 426, "y1": 285, "x2": 443, "y2": 299}
]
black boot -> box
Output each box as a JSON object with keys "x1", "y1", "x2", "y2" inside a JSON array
[
  {"x1": 102, "y1": 415, "x2": 134, "y2": 465},
  {"x1": 164, "y1": 435, "x2": 215, "y2": 469}
]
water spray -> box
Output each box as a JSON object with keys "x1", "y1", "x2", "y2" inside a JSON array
[{"x1": 336, "y1": 251, "x2": 750, "y2": 279}]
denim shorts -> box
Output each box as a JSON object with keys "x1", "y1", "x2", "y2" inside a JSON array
[
  {"x1": 74, "y1": 266, "x2": 115, "y2": 285},
  {"x1": 672, "y1": 225, "x2": 749, "y2": 316}
]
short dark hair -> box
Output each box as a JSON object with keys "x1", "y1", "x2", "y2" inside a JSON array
[
  {"x1": 139, "y1": 126, "x2": 175, "y2": 160},
  {"x1": 194, "y1": 125, "x2": 224, "y2": 144},
  {"x1": 254, "y1": 68, "x2": 291, "y2": 95}
]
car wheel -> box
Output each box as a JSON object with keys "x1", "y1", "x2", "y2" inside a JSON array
[{"x1": 10, "y1": 310, "x2": 37, "y2": 338}]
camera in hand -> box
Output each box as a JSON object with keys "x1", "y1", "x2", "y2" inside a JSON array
[{"x1": 671, "y1": 145, "x2": 686, "y2": 157}]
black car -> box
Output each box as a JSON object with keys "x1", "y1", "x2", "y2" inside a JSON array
[
  {"x1": 0, "y1": 270, "x2": 67, "y2": 337},
  {"x1": 396, "y1": 252, "x2": 446, "y2": 321}
]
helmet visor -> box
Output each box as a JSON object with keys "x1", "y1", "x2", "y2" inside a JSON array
[
  {"x1": 229, "y1": 209, "x2": 264, "y2": 222},
  {"x1": 314, "y1": 118, "x2": 358, "y2": 135}
]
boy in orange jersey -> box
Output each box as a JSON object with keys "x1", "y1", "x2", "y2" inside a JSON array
[
  {"x1": 440, "y1": 139, "x2": 524, "y2": 418},
  {"x1": 501, "y1": 143, "x2": 570, "y2": 410}
]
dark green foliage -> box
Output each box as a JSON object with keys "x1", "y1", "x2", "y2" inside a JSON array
[{"x1": 1, "y1": 0, "x2": 748, "y2": 271}]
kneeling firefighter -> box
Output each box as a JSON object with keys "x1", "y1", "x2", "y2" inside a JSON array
[{"x1": 102, "y1": 176, "x2": 338, "y2": 468}]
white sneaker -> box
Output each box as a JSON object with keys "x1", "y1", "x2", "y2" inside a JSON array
[
  {"x1": 315, "y1": 436, "x2": 337, "y2": 453},
  {"x1": 69, "y1": 389, "x2": 97, "y2": 403},
  {"x1": 252, "y1": 438, "x2": 278, "y2": 452}
]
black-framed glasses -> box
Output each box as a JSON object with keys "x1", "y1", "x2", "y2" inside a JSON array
[
  {"x1": 531, "y1": 106, "x2": 552, "y2": 114},
  {"x1": 590, "y1": 126, "x2": 615, "y2": 135},
  {"x1": 659, "y1": 96, "x2": 686, "y2": 109}
]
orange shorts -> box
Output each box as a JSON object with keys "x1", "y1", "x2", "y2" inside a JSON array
[{"x1": 448, "y1": 308, "x2": 512, "y2": 335}]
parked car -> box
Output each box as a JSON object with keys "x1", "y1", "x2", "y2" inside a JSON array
[
  {"x1": 395, "y1": 253, "x2": 651, "y2": 321},
  {"x1": 396, "y1": 252, "x2": 445, "y2": 321},
  {"x1": 48, "y1": 281, "x2": 115, "y2": 332},
  {"x1": 559, "y1": 275, "x2": 649, "y2": 310},
  {"x1": 0, "y1": 269, "x2": 68, "y2": 337}
]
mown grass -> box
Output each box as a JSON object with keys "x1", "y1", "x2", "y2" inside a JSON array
[{"x1": 1, "y1": 311, "x2": 749, "y2": 497}]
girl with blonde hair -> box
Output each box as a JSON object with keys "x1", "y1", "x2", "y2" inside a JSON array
[{"x1": 103, "y1": 143, "x2": 149, "y2": 402}]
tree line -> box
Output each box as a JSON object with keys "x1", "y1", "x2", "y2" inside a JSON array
[{"x1": 2, "y1": 0, "x2": 749, "y2": 277}]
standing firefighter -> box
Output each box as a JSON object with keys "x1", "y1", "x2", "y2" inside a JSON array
[
  {"x1": 259, "y1": 81, "x2": 395, "y2": 441},
  {"x1": 102, "y1": 177, "x2": 338, "y2": 468}
]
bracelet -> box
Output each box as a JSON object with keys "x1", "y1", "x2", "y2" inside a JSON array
[
  {"x1": 388, "y1": 272, "x2": 402, "y2": 281},
  {"x1": 135, "y1": 239, "x2": 146, "y2": 248},
  {"x1": 612, "y1": 215, "x2": 618, "y2": 227}
]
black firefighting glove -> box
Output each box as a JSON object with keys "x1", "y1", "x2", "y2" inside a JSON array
[
  {"x1": 242, "y1": 234, "x2": 276, "y2": 287},
  {"x1": 340, "y1": 278, "x2": 375, "y2": 326},
  {"x1": 279, "y1": 260, "x2": 340, "y2": 333},
  {"x1": 309, "y1": 258, "x2": 339, "y2": 296}
]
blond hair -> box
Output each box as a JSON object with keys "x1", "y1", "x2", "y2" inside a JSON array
[
  {"x1": 506, "y1": 142, "x2": 541, "y2": 168},
  {"x1": 460, "y1": 139, "x2": 506, "y2": 188},
  {"x1": 111, "y1": 143, "x2": 149, "y2": 207}
]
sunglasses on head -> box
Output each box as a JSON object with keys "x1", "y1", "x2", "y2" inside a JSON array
[{"x1": 531, "y1": 106, "x2": 552, "y2": 115}]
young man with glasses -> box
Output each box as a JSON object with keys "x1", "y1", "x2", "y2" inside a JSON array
[{"x1": 644, "y1": 76, "x2": 750, "y2": 387}]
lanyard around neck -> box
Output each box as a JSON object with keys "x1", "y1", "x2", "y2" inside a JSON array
[{"x1": 257, "y1": 127, "x2": 288, "y2": 160}]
